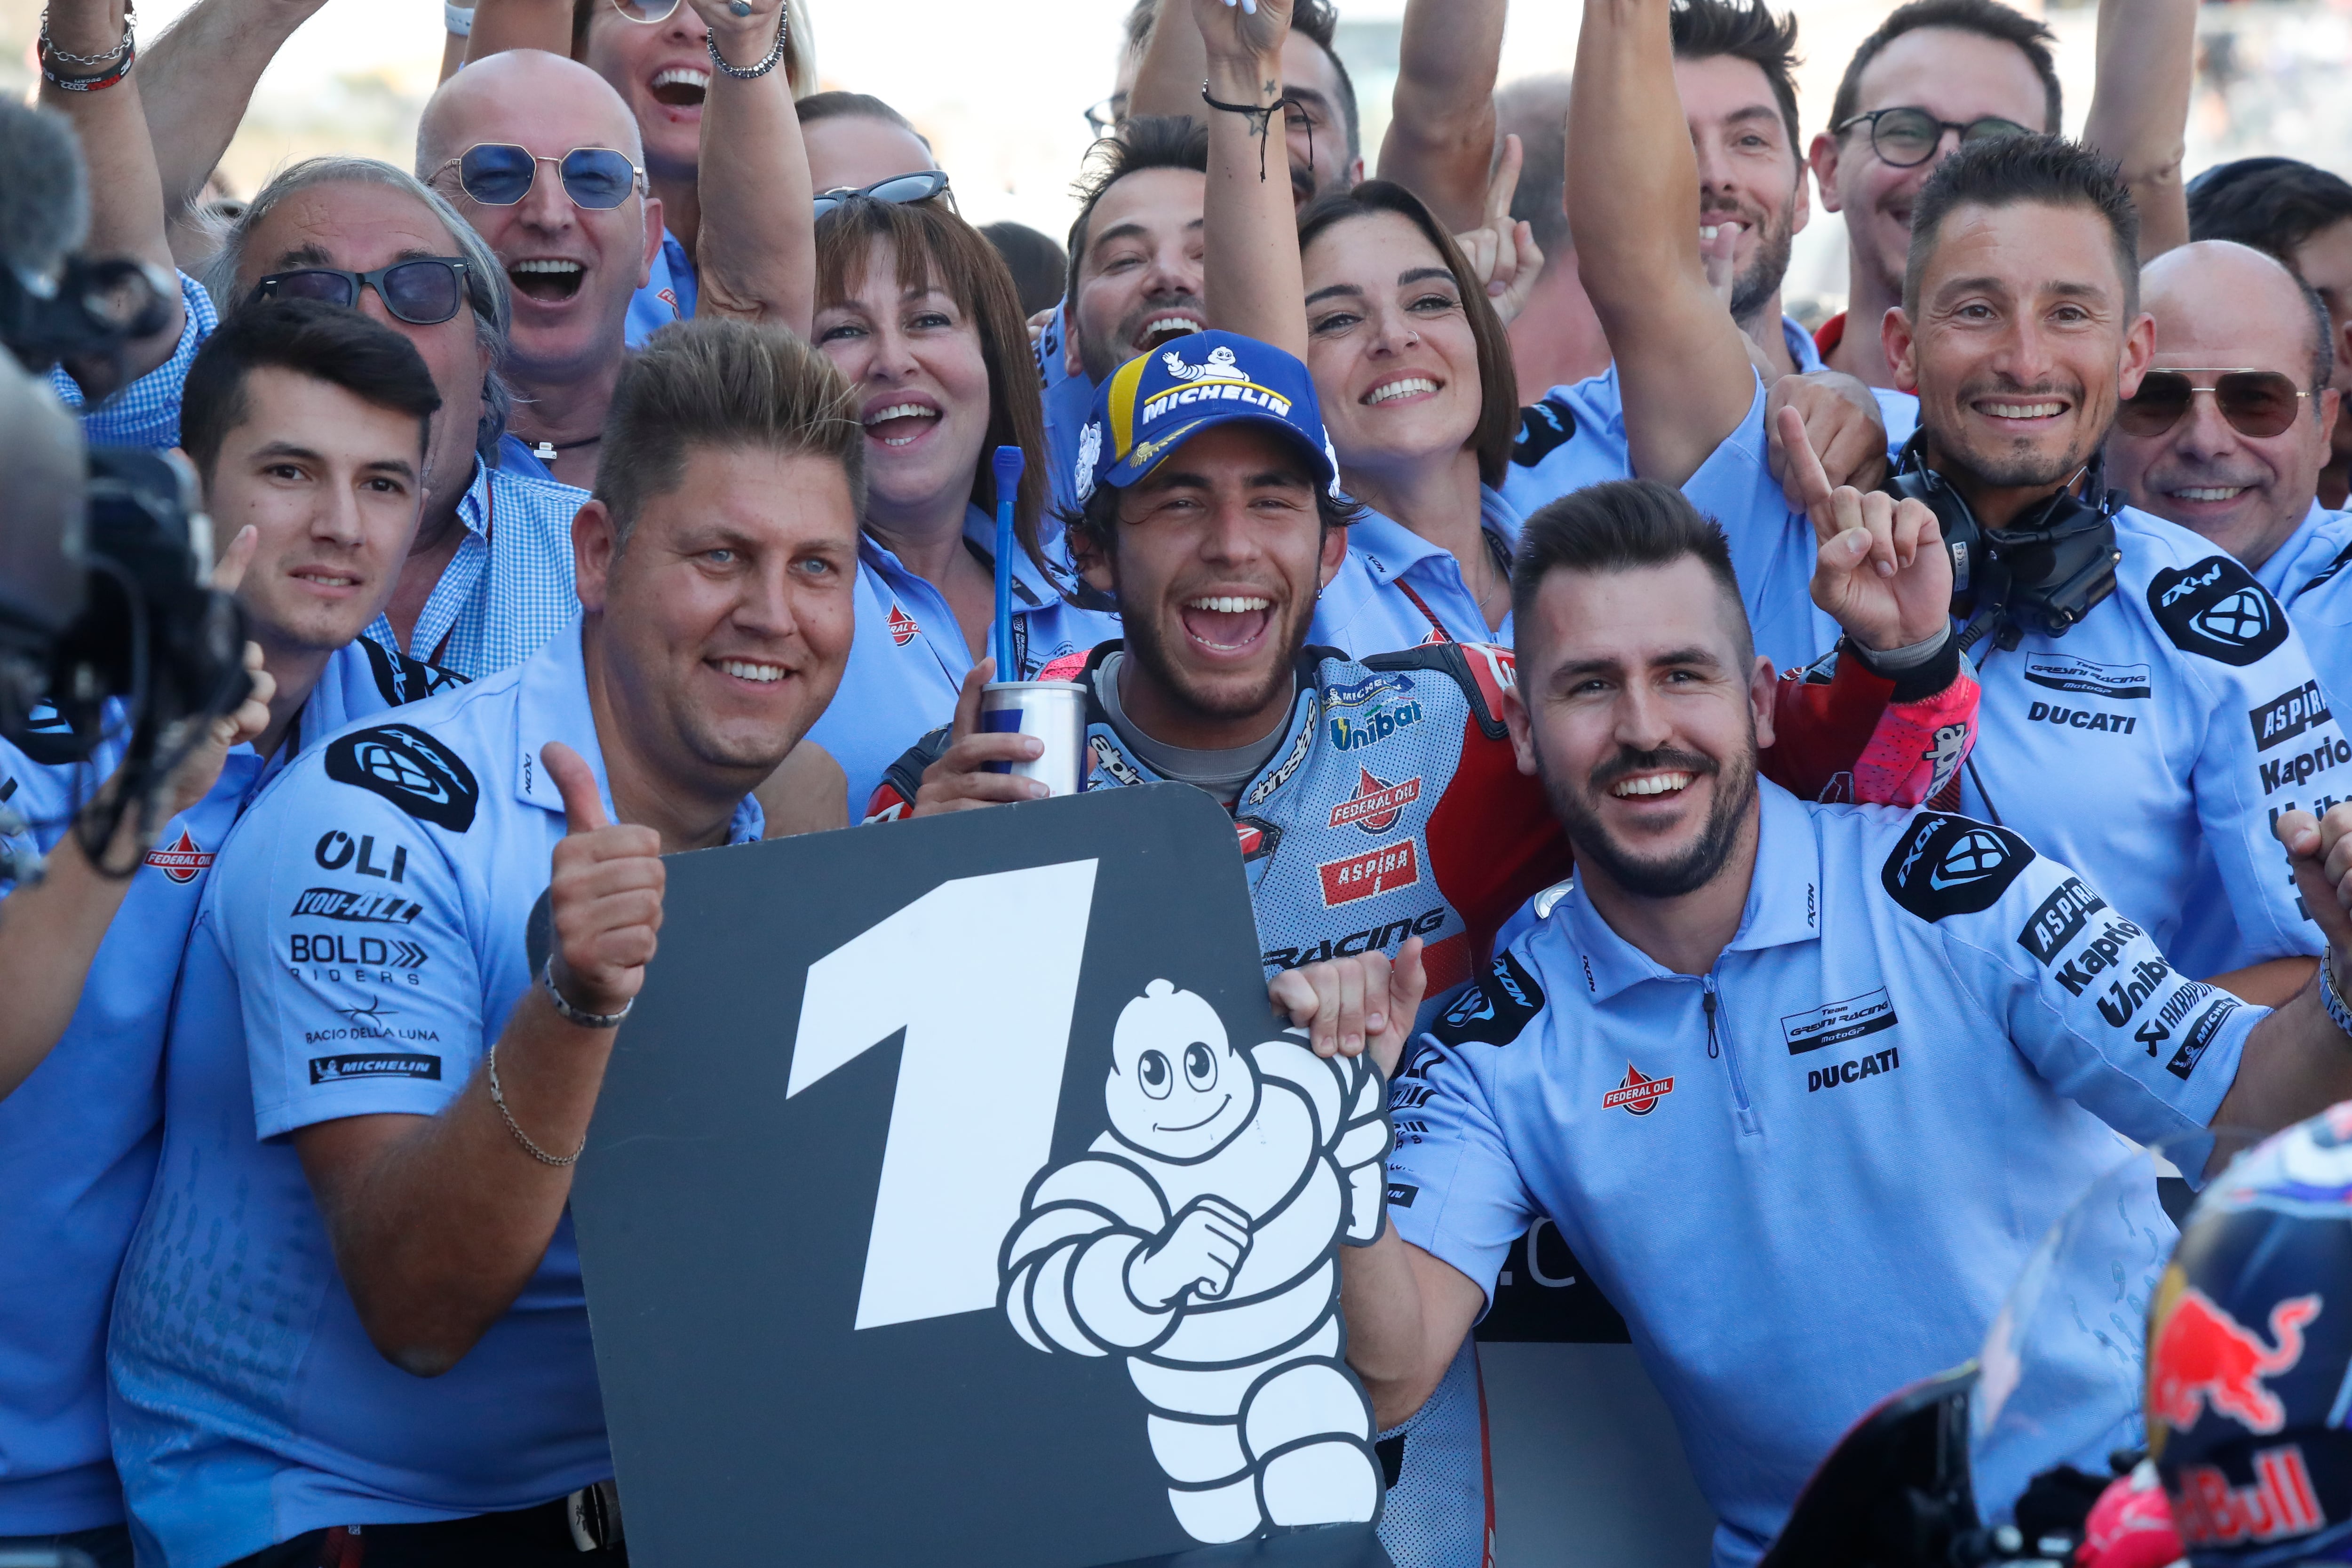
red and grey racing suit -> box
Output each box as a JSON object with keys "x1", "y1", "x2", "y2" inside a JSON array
[{"x1": 865, "y1": 636, "x2": 1979, "y2": 1568}]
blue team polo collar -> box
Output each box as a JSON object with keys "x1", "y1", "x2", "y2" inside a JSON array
[
  {"x1": 861, "y1": 504, "x2": 1070, "y2": 613},
  {"x1": 2256, "y1": 499, "x2": 2332, "y2": 599},
  {"x1": 511, "y1": 616, "x2": 766, "y2": 842},
  {"x1": 1782, "y1": 314, "x2": 1825, "y2": 374},
  {"x1": 1551, "y1": 779, "x2": 1826, "y2": 1002},
  {"x1": 1342, "y1": 486, "x2": 1524, "y2": 588}
]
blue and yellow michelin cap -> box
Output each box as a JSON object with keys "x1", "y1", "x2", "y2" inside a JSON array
[{"x1": 1073, "y1": 330, "x2": 1340, "y2": 502}]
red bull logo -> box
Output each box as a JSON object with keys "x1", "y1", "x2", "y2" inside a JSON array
[
  {"x1": 2151, "y1": 1289, "x2": 2320, "y2": 1435},
  {"x1": 2172, "y1": 1444, "x2": 2326, "y2": 1547}
]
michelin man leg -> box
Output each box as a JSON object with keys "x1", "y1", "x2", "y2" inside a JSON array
[{"x1": 1241, "y1": 1358, "x2": 1382, "y2": 1526}]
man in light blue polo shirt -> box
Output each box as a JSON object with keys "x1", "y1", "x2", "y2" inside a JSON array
[
  {"x1": 108, "y1": 318, "x2": 859, "y2": 1568},
  {"x1": 1316, "y1": 478, "x2": 2352, "y2": 1568},
  {"x1": 0, "y1": 301, "x2": 450, "y2": 1568}
]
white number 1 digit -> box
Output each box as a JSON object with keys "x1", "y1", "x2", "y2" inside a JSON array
[{"x1": 787, "y1": 860, "x2": 1099, "y2": 1330}]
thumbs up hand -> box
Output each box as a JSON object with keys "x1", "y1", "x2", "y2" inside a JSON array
[{"x1": 541, "y1": 741, "x2": 665, "y2": 1021}]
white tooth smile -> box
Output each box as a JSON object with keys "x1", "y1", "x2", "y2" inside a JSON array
[
  {"x1": 1980, "y1": 401, "x2": 2065, "y2": 419},
  {"x1": 1141, "y1": 315, "x2": 1202, "y2": 343},
  {"x1": 653, "y1": 66, "x2": 710, "y2": 89},
  {"x1": 1187, "y1": 595, "x2": 1271, "y2": 614},
  {"x1": 512, "y1": 259, "x2": 582, "y2": 275},
  {"x1": 1366, "y1": 377, "x2": 1438, "y2": 405},
  {"x1": 1611, "y1": 772, "x2": 1692, "y2": 798},
  {"x1": 2173, "y1": 486, "x2": 2248, "y2": 502},
  {"x1": 299, "y1": 573, "x2": 357, "y2": 588},
  {"x1": 719, "y1": 660, "x2": 784, "y2": 683},
  {"x1": 1699, "y1": 222, "x2": 1744, "y2": 240}
]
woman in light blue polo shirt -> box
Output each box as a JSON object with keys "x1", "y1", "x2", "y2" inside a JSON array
[{"x1": 799, "y1": 189, "x2": 1120, "y2": 811}]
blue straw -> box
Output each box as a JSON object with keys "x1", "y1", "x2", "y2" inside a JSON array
[{"x1": 991, "y1": 444, "x2": 1024, "y2": 680}]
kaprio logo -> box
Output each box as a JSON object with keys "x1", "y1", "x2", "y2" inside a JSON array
[
  {"x1": 1328, "y1": 699, "x2": 1424, "y2": 752},
  {"x1": 1602, "y1": 1062, "x2": 1673, "y2": 1115}
]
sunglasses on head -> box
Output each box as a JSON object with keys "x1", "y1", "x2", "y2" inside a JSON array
[
  {"x1": 435, "y1": 143, "x2": 646, "y2": 211},
  {"x1": 1835, "y1": 105, "x2": 2033, "y2": 169},
  {"x1": 2115, "y1": 368, "x2": 2314, "y2": 440},
  {"x1": 812, "y1": 170, "x2": 954, "y2": 219},
  {"x1": 248, "y1": 258, "x2": 474, "y2": 326}
]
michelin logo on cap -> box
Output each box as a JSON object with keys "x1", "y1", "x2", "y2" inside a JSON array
[{"x1": 1084, "y1": 329, "x2": 1343, "y2": 500}]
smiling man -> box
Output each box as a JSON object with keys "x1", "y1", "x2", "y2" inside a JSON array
[
  {"x1": 0, "y1": 299, "x2": 452, "y2": 1567},
  {"x1": 105, "y1": 318, "x2": 861, "y2": 1568},
  {"x1": 1325, "y1": 475, "x2": 2352, "y2": 1568}
]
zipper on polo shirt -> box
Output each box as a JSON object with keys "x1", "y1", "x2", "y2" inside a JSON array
[{"x1": 1703, "y1": 976, "x2": 1762, "y2": 1138}]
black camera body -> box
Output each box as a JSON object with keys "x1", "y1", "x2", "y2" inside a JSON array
[{"x1": 1886, "y1": 435, "x2": 2124, "y2": 651}]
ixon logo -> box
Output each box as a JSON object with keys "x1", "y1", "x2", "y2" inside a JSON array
[{"x1": 1327, "y1": 700, "x2": 1424, "y2": 752}]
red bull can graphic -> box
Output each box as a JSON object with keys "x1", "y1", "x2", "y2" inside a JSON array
[
  {"x1": 2173, "y1": 1444, "x2": 2327, "y2": 1548},
  {"x1": 2151, "y1": 1289, "x2": 2321, "y2": 1435}
]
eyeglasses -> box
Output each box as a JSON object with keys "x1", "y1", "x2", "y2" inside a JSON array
[
  {"x1": 248, "y1": 258, "x2": 474, "y2": 326},
  {"x1": 606, "y1": 0, "x2": 684, "y2": 21},
  {"x1": 1835, "y1": 106, "x2": 2034, "y2": 169},
  {"x1": 812, "y1": 170, "x2": 954, "y2": 219},
  {"x1": 2115, "y1": 368, "x2": 2315, "y2": 440},
  {"x1": 434, "y1": 143, "x2": 647, "y2": 211},
  {"x1": 1083, "y1": 95, "x2": 1127, "y2": 135}
]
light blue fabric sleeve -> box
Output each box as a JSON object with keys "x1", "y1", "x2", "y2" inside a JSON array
[
  {"x1": 1383, "y1": 1034, "x2": 1539, "y2": 1309},
  {"x1": 50, "y1": 271, "x2": 218, "y2": 449}
]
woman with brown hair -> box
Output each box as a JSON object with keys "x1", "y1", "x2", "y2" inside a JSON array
[{"x1": 797, "y1": 190, "x2": 1121, "y2": 810}]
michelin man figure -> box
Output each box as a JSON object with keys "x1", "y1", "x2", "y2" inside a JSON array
[{"x1": 1001, "y1": 979, "x2": 1392, "y2": 1543}]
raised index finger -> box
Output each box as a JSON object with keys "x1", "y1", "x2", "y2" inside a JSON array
[
  {"x1": 1486, "y1": 134, "x2": 1524, "y2": 228},
  {"x1": 542, "y1": 741, "x2": 611, "y2": 836}
]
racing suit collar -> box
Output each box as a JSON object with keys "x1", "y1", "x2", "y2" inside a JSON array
[
  {"x1": 509, "y1": 613, "x2": 767, "y2": 842},
  {"x1": 1075, "y1": 640, "x2": 1332, "y2": 806},
  {"x1": 1551, "y1": 778, "x2": 1824, "y2": 1002}
]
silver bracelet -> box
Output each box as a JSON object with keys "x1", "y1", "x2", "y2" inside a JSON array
[
  {"x1": 540, "y1": 952, "x2": 632, "y2": 1028},
  {"x1": 486, "y1": 1038, "x2": 587, "y2": 1167},
  {"x1": 39, "y1": 7, "x2": 133, "y2": 68},
  {"x1": 706, "y1": 4, "x2": 786, "y2": 79},
  {"x1": 2322, "y1": 947, "x2": 2352, "y2": 1040}
]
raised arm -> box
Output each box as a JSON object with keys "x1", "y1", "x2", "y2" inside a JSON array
[
  {"x1": 463, "y1": 0, "x2": 575, "y2": 64},
  {"x1": 1196, "y1": 0, "x2": 1308, "y2": 360},
  {"x1": 2082, "y1": 0, "x2": 2195, "y2": 262},
  {"x1": 683, "y1": 0, "x2": 813, "y2": 334},
  {"x1": 1127, "y1": 0, "x2": 1213, "y2": 124},
  {"x1": 1567, "y1": 0, "x2": 1757, "y2": 486},
  {"x1": 135, "y1": 0, "x2": 328, "y2": 262},
  {"x1": 1375, "y1": 0, "x2": 1505, "y2": 233},
  {"x1": 39, "y1": 0, "x2": 182, "y2": 385}
]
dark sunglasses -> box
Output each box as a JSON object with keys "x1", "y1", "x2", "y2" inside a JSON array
[
  {"x1": 2116, "y1": 368, "x2": 2315, "y2": 440},
  {"x1": 1835, "y1": 105, "x2": 2033, "y2": 169},
  {"x1": 248, "y1": 258, "x2": 473, "y2": 326},
  {"x1": 435, "y1": 143, "x2": 645, "y2": 211},
  {"x1": 812, "y1": 170, "x2": 954, "y2": 219}
]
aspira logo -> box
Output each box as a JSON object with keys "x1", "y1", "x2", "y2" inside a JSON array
[{"x1": 1327, "y1": 698, "x2": 1425, "y2": 752}]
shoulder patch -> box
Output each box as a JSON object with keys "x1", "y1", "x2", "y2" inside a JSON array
[
  {"x1": 1511, "y1": 396, "x2": 1577, "y2": 469},
  {"x1": 1429, "y1": 950, "x2": 1546, "y2": 1048},
  {"x1": 2302, "y1": 540, "x2": 2352, "y2": 597},
  {"x1": 2147, "y1": 555, "x2": 2288, "y2": 666},
  {"x1": 1880, "y1": 812, "x2": 2035, "y2": 922},
  {"x1": 324, "y1": 724, "x2": 481, "y2": 832},
  {"x1": 360, "y1": 638, "x2": 470, "y2": 707}
]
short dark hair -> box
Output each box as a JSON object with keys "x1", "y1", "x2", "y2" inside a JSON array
[
  {"x1": 181, "y1": 298, "x2": 441, "y2": 481},
  {"x1": 1061, "y1": 439, "x2": 1365, "y2": 564},
  {"x1": 1829, "y1": 0, "x2": 2061, "y2": 138},
  {"x1": 596, "y1": 317, "x2": 865, "y2": 547},
  {"x1": 1670, "y1": 0, "x2": 1803, "y2": 159},
  {"x1": 1905, "y1": 135, "x2": 2139, "y2": 318},
  {"x1": 1512, "y1": 479, "x2": 1752, "y2": 665},
  {"x1": 980, "y1": 221, "x2": 1070, "y2": 318},
  {"x1": 795, "y1": 90, "x2": 934, "y2": 159},
  {"x1": 1297, "y1": 180, "x2": 1520, "y2": 487},
  {"x1": 1065, "y1": 114, "x2": 1210, "y2": 303},
  {"x1": 2188, "y1": 158, "x2": 2352, "y2": 270}
]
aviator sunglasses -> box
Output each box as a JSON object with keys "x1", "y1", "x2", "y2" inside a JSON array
[
  {"x1": 1834, "y1": 105, "x2": 2033, "y2": 169},
  {"x1": 2115, "y1": 369, "x2": 2316, "y2": 441},
  {"x1": 248, "y1": 258, "x2": 473, "y2": 326},
  {"x1": 435, "y1": 143, "x2": 647, "y2": 211}
]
